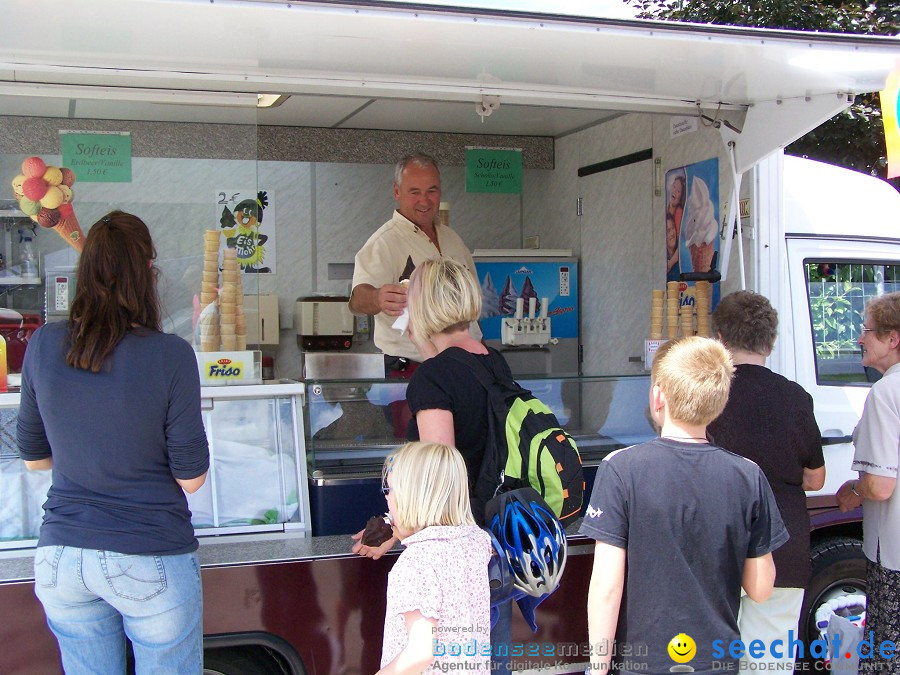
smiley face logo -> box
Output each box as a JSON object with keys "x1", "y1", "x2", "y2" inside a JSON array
[{"x1": 667, "y1": 633, "x2": 696, "y2": 664}]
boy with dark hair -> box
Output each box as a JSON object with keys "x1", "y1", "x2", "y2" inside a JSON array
[{"x1": 581, "y1": 337, "x2": 788, "y2": 674}]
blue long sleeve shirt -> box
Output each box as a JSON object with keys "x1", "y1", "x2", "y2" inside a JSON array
[{"x1": 17, "y1": 322, "x2": 209, "y2": 555}]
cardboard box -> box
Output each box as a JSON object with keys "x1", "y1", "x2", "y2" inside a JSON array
[{"x1": 196, "y1": 350, "x2": 262, "y2": 386}]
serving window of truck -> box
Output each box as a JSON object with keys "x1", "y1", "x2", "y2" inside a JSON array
[{"x1": 1, "y1": 0, "x2": 899, "y2": 672}]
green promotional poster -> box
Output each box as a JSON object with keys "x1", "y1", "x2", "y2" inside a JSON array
[
  {"x1": 465, "y1": 148, "x2": 522, "y2": 194},
  {"x1": 60, "y1": 132, "x2": 132, "y2": 183}
]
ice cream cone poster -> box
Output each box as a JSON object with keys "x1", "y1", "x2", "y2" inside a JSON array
[
  {"x1": 665, "y1": 167, "x2": 687, "y2": 283},
  {"x1": 10, "y1": 156, "x2": 85, "y2": 252},
  {"x1": 666, "y1": 158, "x2": 720, "y2": 305},
  {"x1": 217, "y1": 189, "x2": 276, "y2": 273}
]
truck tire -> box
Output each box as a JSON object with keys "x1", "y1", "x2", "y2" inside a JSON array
[
  {"x1": 800, "y1": 537, "x2": 866, "y2": 653},
  {"x1": 203, "y1": 646, "x2": 291, "y2": 675}
]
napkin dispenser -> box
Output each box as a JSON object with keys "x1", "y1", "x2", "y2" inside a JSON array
[{"x1": 243, "y1": 294, "x2": 280, "y2": 345}]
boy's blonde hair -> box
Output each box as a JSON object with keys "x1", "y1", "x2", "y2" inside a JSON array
[
  {"x1": 651, "y1": 337, "x2": 735, "y2": 426},
  {"x1": 384, "y1": 442, "x2": 476, "y2": 533},
  {"x1": 408, "y1": 259, "x2": 481, "y2": 343}
]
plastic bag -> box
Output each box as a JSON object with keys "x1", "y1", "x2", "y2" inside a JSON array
[
  {"x1": 827, "y1": 614, "x2": 864, "y2": 674},
  {"x1": 815, "y1": 594, "x2": 865, "y2": 671}
]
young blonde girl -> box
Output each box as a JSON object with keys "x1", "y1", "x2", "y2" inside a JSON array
[{"x1": 377, "y1": 442, "x2": 492, "y2": 674}]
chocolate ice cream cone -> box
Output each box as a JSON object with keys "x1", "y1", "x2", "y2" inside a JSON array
[{"x1": 690, "y1": 242, "x2": 715, "y2": 273}]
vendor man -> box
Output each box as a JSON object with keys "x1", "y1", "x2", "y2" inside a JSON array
[{"x1": 349, "y1": 153, "x2": 482, "y2": 377}]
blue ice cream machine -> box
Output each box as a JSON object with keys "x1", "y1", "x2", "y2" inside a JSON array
[{"x1": 474, "y1": 251, "x2": 579, "y2": 376}]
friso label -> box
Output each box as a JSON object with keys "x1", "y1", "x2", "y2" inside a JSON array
[{"x1": 206, "y1": 358, "x2": 243, "y2": 378}]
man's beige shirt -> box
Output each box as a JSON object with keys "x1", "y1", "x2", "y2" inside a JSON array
[{"x1": 351, "y1": 211, "x2": 482, "y2": 361}]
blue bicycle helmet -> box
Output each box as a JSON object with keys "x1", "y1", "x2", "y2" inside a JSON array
[{"x1": 485, "y1": 487, "x2": 568, "y2": 598}]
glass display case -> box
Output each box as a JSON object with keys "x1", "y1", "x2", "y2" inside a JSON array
[
  {"x1": 187, "y1": 382, "x2": 310, "y2": 535},
  {"x1": 0, "y1": 404, "x2": 49, "y2": 543},
  {"x1": 0, "y1": 382, "x2": 310, "y2": 550},
  {"x1": 304, "y1": 374, "x2": 656, "y2": 535}
]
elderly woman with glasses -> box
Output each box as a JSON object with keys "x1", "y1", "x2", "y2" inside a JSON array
[{"x1": 837, "y1": 291, "x2": 900, "y2": 674}]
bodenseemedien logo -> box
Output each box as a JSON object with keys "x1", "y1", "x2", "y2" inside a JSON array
[{"x1": 668, "y1": 633, "x2": 696, "y2": 672}]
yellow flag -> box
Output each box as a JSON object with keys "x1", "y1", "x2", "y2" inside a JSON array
[{"x1": 882, "y1": 69, "x2": 900, "y2": 179}]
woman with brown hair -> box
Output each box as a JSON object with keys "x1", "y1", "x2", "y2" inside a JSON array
[
  {"x1": 17, "y1": 211, "x2": 209, "y2": 674},
  {"x1": 708, "y1": 290, "x2": 825, "y2": 670}
]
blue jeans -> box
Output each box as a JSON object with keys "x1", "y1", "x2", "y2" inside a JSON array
[
  {"x1": 491, "y1": 600, "x2": 512, "y2": 671},
  {"x1": 34, "y1": 546, "x2": 203, "y2": 675}
]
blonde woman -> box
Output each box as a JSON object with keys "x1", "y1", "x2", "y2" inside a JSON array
[
  {"x1": 404, "y1": 257, "x2": 506, "y2": 525},
  {"x1": 352, "y1": 257, "x2": 495, "y2": 556},
  {"x1": 351, "y1": 258, "x2": 515, "y2": 666},
  {"x1": 377, "y1": 442, "x2": 491, "y2": 675}
]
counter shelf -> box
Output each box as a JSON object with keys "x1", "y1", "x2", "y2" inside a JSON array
[
  {"x1": 304, "y1": 373, "x2": 656, "y2": 535},
  {"x1": 0, "y1": 382, "x2": 311, "y2": 550}
]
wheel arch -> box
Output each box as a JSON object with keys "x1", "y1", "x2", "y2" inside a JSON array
[
  {"x1": 809, "y1": 503, "x2": 863, "y2": 543},
  {"x1": 203, "y1": 631, "x2": 308, "y2": 675}
]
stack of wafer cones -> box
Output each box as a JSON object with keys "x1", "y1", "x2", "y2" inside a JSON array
[
  {"x1": 666, "y1": 281, "x2": 680, "y2": 338},
  {"x1": 680, "y1": 302, "x2": 695, "y2": 337},
  {"x1": 199, "y1": 231, "x2": 221, "y2": 352},
  {"x1": 650, "y1": 290, "x2": 664, "y2": 339},
  {"x1": 695, "y1": 281, "x2": 711, "y2": 337},
  {"x1": 220, "y1": 249, "x2": 237, "y2": 351},
  {"x1": 234, "y1": 283, "x2": 247, "y2": 350},
  {"x1": 219, "y1": 249, "x2": 248, "y2": 351}
]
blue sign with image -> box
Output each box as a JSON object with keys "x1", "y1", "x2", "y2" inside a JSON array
[{"x1": 474, "y1": 259, "x2": 578, "y2": 341}]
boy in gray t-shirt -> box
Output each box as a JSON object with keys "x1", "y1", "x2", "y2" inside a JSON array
[{"x1": 580, "y1": 337, "x2": 787, "y2": 674}]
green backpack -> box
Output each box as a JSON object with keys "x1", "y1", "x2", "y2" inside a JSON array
[{"x1": 445, "y1": 349, "x2": 585, "y2": 527}]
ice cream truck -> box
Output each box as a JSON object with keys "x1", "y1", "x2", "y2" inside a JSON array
[{"x1": 0, "y1": 0, "x2": 898, "y2": 672}]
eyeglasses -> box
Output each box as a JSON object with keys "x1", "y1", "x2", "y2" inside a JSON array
[
  {"x1": 381, "y1": 485, "x2": 391, "y2": 497},
  {"x1": 860, "y1": 326, "x2": 878, "y2": 334}
]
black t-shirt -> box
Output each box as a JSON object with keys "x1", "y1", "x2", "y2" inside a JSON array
[
  {"x1": 707, "y1": 364, "x2": 824, "y2": 588},
  {"x1": 579, "y1": 438, "x2": 788, "y2": 674},
  {"x1": 405, "y1": 346, "x2": 512, "y2": 516}
]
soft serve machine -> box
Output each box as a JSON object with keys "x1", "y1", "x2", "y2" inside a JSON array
[
  {"x1": 474, "y1": 249, "x2": 583, "y2": 445},
  {"x1": 473, "y1": 250, "x2": 580, "y2": 376}
]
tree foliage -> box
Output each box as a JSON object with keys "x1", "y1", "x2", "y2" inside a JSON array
[{"x1": 626, "y1": 0, "x2": 899, "y2": 189}]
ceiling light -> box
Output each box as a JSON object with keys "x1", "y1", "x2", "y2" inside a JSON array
[
  {"x1": 257, "y1": 94, "x2": 289, "y2": 108},
  {"x1": 0, "y1": 82, "x2": 256, "y2": 107}
]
